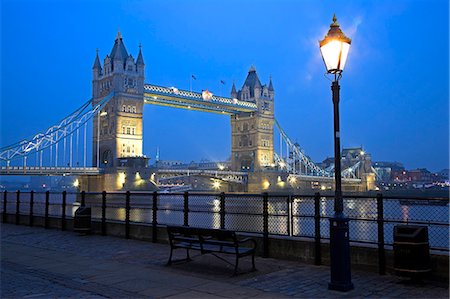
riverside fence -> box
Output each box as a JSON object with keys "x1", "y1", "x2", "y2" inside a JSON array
[{"x1": 2, "y1": 190, "x2": 448, "y2": 272}]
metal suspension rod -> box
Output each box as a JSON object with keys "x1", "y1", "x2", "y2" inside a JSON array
[
  {"x1": 83, "y1": 123, "x2": 87, "y2": 168},
  {"x1": 69, "y1": 131, "x2": 73, "y2": 168},
  {"x1": 76, "y1": 128, "x2": 79, "y2": 166},
  {"x1": 55, "y1": 133, "x2": 58, "y2": 167},
  {"x1": 63, "y1": 135, "x2": 66, "y2": 166},
  {"x1": 279, "y1": 132, "x2": 282, "y2": 160}
]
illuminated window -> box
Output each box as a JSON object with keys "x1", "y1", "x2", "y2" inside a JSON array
[{"x1": 126, "y1": 127, "x2": 130, "y2": 134}]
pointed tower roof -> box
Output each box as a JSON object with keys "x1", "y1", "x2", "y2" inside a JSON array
[
  {"x1": 93, "y1": 49, "x2": 101, "y2": 69},
  {"x1": 136, "y1": 43, "x2": 144, "y2": 65},
  {"x1": 231, "y1": 81, "x2": 237, "y2": 94},
  {"x1": 268, "y1": 75, "x2": 274, "y2": 91},
  {"x1": 110, "y1": 29, "x2": 129, "y2": 61},
  {"x1": 242, "y1": 65, "x2": 262, "y2": 97}
]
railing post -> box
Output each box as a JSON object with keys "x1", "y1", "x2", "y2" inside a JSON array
[
  {"x1": 29, "y1": 191, "x2": 34, "y2": 227},
  {"x1": 44, "y1": 191, "x2": 49, "y2": 229},
  {"x1": 286, "y1": 195, "x2": 291, "y2": 237},
  {"x1": 152, "y1": 191, "x2": 158, "y2": 243},
  {"x1": 15, "y1": 190, "x2": 20, "y2": 225},
  {"x1": 220, "y1": 192, "x2": 225, "y2": 229},
  {"x1": 377, "y1": 193, "x2": 386, "y2": 275},
  {"x1": 101, "y1": 191, "x2": 107, "y2": 236},
  {"x1": 263, "y1": 192, "x2": 269, "y2": 258},
  {"x1": 183, "y1": 191, "x2": 189, "y2": 227},
  {"x1": 314, "y1": 192, "x2": 322, "y2": 265},
  {"x1": 81, "y1": 191, "x2": 86, "y2": 207},
  {"x1": 125, "y1": 191, "x2": 130, "y2": 239},
  {"x1": 61, "y1": 191, "x2": 67, "y2": 231},
  {"x1": 2, "y1": 191, "x2": 7, "y2": 224}
]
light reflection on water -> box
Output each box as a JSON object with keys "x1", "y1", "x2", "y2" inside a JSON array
[{"x1": 3, "y1": 193, "x2": 448, "y2": 249}]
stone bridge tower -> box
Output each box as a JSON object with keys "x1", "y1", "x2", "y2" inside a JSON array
[
  {"x1": 231, "y1": 66, "x2": 274, "y2": 172},
  {"x1": 92, "y1": 31, "x2": 145, "y2": 168}
]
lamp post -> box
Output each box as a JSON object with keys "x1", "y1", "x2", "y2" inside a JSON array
[
  {"x1": 97, "y1": 111, "x2": 108, "y2": 167},
  {"x1": 319, "y1": 14, "x2": 354, "y2": 292}
]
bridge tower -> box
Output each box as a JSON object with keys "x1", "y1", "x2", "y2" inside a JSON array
[
  {"x1": 231, "y1": 66, "x2": 275, "y2": 172},
  {"x1": 92, "y1": 31, "x2": 145, "y2": 168}
]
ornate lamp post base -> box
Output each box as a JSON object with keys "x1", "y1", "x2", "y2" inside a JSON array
[{"x1": 328, "y1": 213, "x2": 354, "y2": 291}]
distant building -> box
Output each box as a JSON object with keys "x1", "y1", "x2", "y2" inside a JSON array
[
  {"x1": 373, "y1": 161, "x2": 404, "y2": 182},
  {"x1": 392, "y1": 168, "x2": 435, "y2": 184}
]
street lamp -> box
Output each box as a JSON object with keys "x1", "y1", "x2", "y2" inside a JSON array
[
  {"x1": 97, "y1": 110, "x2": 108, "y2": 167},
  {"x1": 319, "y1": 14, "x2": 354, "y2": 292}
]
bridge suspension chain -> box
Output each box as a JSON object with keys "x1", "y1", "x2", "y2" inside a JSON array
[
  {"x1": 274, "y1": 119, "x2": 332, "y2": 177},
  {"x1": 0, "y1": 93, "x2": 114, "y2": 167}
]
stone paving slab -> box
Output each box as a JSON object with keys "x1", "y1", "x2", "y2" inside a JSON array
[{"x1": 1, "y1": 224, "x2": 448, "y2": 298}]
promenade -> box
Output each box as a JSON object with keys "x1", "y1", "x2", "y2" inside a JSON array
[{"x1": 1, "y1": 224, "x2": 448, "y2": 298}]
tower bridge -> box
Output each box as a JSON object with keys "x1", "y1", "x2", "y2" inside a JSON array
[{"x1": 0, "y1": 31, "x2": 375, "y2": 193}]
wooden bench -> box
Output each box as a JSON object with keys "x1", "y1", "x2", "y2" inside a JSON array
[{"x1": 166, "y1": 226, "x2": 257, "y2": 275}]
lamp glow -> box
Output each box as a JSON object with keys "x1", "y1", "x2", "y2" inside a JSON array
[{"x1": 319, "y1": 15, "x2": 352, "y2": 74}]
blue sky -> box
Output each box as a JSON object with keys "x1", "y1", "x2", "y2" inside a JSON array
[{"x1": 1, "y1": 0, "x2": 448, "y2": 171}]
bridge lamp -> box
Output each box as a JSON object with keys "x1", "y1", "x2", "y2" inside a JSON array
[
  {"x1": 202, "y1": 89, "x2": 213, "y2": 101},
  {"x1": 212, "y1": 180, "x2": 221, "y2": 190},
  {"x1": 319, "y1": 14, "x2": 354, "y2": 292}
]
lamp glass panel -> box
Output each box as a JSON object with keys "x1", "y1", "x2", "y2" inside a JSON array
[
  {"x1": 320, "y1": 40, "x2": 350, "y2": 72},
  {"x1": 320, "y1": 40, "x2": 341, "y2": 71},
  {"x1": 339, "y1": 42, "x2": 351, "y2": 71}
]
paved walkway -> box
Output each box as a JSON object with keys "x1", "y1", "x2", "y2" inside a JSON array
[{"x1": 1, "y1": 224, "x2": 448, "y2": 298}]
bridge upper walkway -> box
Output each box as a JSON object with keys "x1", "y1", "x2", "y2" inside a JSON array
[{"x1": 144, "y1": 84, "x2": 257, "y2": 114}]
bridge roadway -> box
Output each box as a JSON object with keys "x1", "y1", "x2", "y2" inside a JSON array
[{"x1": 0, "y1": 166, "x2": 361, "y2": 184}]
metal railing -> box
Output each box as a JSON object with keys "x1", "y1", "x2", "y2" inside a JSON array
[{"x1": 2, "y1": 190, "x2": 448, "y2": 274}]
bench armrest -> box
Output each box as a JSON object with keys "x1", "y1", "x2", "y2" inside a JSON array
[{"x1": 238, "y1": 237, "x2": 257, "y2": 249}]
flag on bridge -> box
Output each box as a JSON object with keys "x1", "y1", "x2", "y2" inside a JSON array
[
  {"x1": 220, "y1": 80, "x2": 225, "y2": 85},
  {"x1": 191, "y1": 74, "x2": 197, "y2": 80}
]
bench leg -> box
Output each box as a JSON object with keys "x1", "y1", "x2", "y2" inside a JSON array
[
  {"x1": 233, "y1": 256, "x2": 239, "y2": 276},
  {"x1": 186, "y1": 249, "x2": 191, "y2": 261},
  {"x1": 167, "y1": 248, "x2": 173, "y2": 266},
  {"x1": 251, "y1": 253, "x2": 256, "y2": 271}
]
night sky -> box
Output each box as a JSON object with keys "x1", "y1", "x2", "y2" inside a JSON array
[{"x1": 1, "y1": 0, "x2": 448, "y2": 171}]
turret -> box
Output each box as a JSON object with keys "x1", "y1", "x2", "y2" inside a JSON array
[
  {"x1": 136, "y1": 43, "x2": 145, "y2": 76},
  {"x1": 230, "y1": 81, "x2": 237, "y2": 99},
  {"x1": 92, "y1": 49, "x2": 102, "y2": 79},
  {"x1": 268, "y1": 75, "x2": 274, "y2": 100}
]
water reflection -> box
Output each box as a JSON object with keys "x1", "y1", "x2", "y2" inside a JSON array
[{"x1": 2, "y1": 194, "x2": 448, "y2": 249}]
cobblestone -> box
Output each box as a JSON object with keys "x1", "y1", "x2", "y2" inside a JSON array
[{"x1": 1, "y1": 224, "x2": 448, "y2": 298}]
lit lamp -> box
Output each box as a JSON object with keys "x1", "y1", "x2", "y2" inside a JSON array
[{"x1": 319, "y1": 14, "x2": 354, "y2": 292}]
